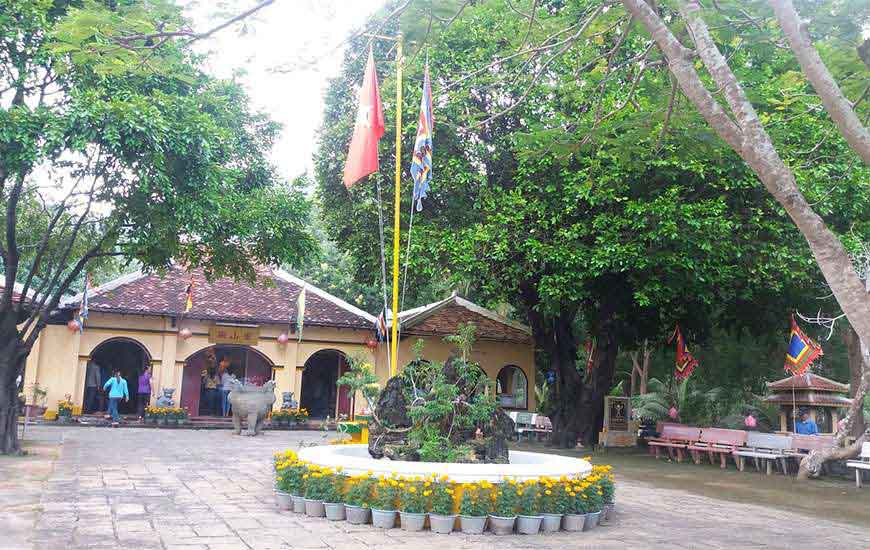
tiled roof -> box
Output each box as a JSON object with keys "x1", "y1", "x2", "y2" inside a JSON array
[
  {"x1": 764, "y1": 392, "x2": 853, "y2": 407},
  {"x1": 62, "y1": 265, "x2": 375, "y2": 329},
  {"x1": 1, "y1": 282, "x2": 34, "y2": 304},
  {"x1": 397, "y1": 295, "x2": 532, "y2": 344},
  {"x1": 767, "y1": 373, "x2": 850, "y2": 393}
]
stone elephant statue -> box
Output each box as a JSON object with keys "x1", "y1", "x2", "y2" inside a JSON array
[{"x1": 227, "y1": 380, "x2": 276, "y2": 436}]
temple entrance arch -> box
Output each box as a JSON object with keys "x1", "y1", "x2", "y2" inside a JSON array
[
  {"x1": 496, "y1": 365, "x2": 528, "y2": 410},
  {"x1": 300, "y1": 349, "x2": 351, "y2": 419},
  {"x1": 181, "y1": 345, "x2": 274, "y2": 417},
  {"x1": 86, "y1": 338, "x2": 151, "y2": 415}
]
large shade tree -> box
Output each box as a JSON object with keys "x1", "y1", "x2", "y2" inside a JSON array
[
  {"x1": 0, "y1": 0, "x2": 317, "y2": 454},
  {"x1": 314, "y1": 0, "x2": 866, "y2": 445}
]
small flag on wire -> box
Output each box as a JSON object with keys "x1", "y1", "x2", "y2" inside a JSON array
[
  {"x1": 784, "y1": 315, "x2": 823, "y2": 375},
  {"x1": 184, "y1": 277, "x2": 194, "y2": 313},
  {"x1": 410, "y1": 64, "x2": 433, "y2": 211},
  {"x1": 296, "y1": 285, "x2": 306, "y2": 342},
  {"x1": 375, "y1": 309, "x2": 388, "y2": 342},
  {"x1": 343, "y1": 47, "x2": 385, "y2": 188},
  {"x1": 77, "y1": 273, "x2": 90, "y2": 332},
  {"x1": 669, "y1": 325, "x2": 699, "y2": 380},
  {"x1": 584, "y1": 337, "x2": 596, "y2": 372}
]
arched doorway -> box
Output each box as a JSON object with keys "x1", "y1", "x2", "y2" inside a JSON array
[
  {"x1": 301, "y1": 350, "x2": 351, "y2": 419},
  {"x1": 86, "y1": 338, "x2": 151, "y2": 415},
  {"x1": 496, "y1": 365, "x2": 528, "y2": 410},
  {"x1": 181, "y1": 346, "x2": 274, "y2": 417}
]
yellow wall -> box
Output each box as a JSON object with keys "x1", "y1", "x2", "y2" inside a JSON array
[{"x1": 23, "y1": 312, "x2": 535, "y2": 415}]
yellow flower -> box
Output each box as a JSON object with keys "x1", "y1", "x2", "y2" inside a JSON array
[
  {"x1": 408, "y1": 486, "x2": 416, "y2": 493},
  {"x1": 423, "y1": 490, "x2": 431, "y2": 497},
  {"x1": 545, "y1": 490, "x2": 552, "y2": 495}
]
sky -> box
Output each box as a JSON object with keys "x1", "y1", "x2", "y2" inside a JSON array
[{"x1": 184, "y1": 0, "x2": 386, "y2": 182}]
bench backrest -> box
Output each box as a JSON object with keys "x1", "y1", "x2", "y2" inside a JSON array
[
  {"x1": 790, "y1": 434, "x2": 835, "y2": 451},
  {"x1": 861, "y1": 442, "x2": 870, "y2": 459},
  {"x1": 660, "y1": 424, "x2": 701, "y2": 442},
  {"x1": 699, "y1": 428, "x2": 747, "y2": 446},
  {"x1": 535, "y1": 415, "x2": 552, "y2": 430},
  {"x1": 745, "y1": 432, "x2": 792, "y2": 450},
  {"x1": 515, "y1": 412, "x2": 534, "y2": 427}
]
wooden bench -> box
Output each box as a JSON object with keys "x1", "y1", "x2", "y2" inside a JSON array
[
  {"x1": 733, "y1": 432, "x2": 792, "y2": 475},
  {"x1": 513, "y1": 412, "x2": 535, "y2": 441},
  {"x1": 846, "y1": 442, "x2": 870, "y2": 488},
  {"x1": 648, "y1": 425, "x2": 701, "y2": 462},
  {"x1": 687, "y1": 428, "x2": 748, "y2": 469}
]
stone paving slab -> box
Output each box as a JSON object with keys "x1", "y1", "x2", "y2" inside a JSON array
[{"x1": 2, "y1": 426, "x2": 869, "y2": 550}]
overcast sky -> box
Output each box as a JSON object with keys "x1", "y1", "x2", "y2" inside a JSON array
[{"x1": 185, "y1": 0, "x2": 385, "y2": 182}]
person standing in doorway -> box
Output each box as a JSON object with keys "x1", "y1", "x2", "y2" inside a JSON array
[
  {"x1": 219, "y1": 358, "x2": 234, "y2": 417},
  {"x1": 103, "y1": 369, "x2": 129, "y2": 425},
  {"x1": 84, "y1": 360, "x2": 101, "y2": 413},
  {"x1": 137, "y1": 365, "x2": 152, "y2": 420},
  {"x1": 202, "y1": 368, "x2": 220, "y2": 416}
]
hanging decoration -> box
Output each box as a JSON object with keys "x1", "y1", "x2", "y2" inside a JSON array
[
  {"x1": 67, "y1": 319, "x2": 81, "y2": 332},
  {"x1": 669, "y1": 325, "x2": 699, "y2": 380},
  {"x1": 77, "y1": 273, "x2": 90, "y2": 332},
  {"x1": 784, "y1": 314, "x2": 823, "y2": 375},
  {"x1": 184, "y1": 277, "x2": 194, "y2": 313},
  {"x1": 296, "y1": 285, "x2": 306, "y2": 342},
  {"x1": 409, "y1": 62, "x2": 433, "y2": 211},
  {"x1": 277, "y1": 333, "x2": 289, "y2": 345},
  {"x1": 584, "y1": 337, "x2": 596, "y2": 372},
  {"x1": 179, "y1": 328, "x2": 193, "y2": 340}
]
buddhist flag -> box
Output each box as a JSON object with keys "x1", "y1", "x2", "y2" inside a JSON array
[
  {"x1": 343, "y1": 47, "x2": 385, "y2": 188},
  {"x1": 375, "y1": 309, "x2": 388, "y2": 342},
  {"x1": 584, "y1": 337, "x2": 596, "y2": 372},
  {"x1": 184, "y1": 278, "x2": 194, "y2": 313},
  {"x1": 784, "y1": 315, "x2": 823, "y2": 375},
  {"x1": 296, "y1": 285, "x2": 306, "y2": 342},
  {"x1": 669, "y1": 325, "x2": 698, "y2": 380},
  {"x1": 77, "y1": 273, "x2": 90, "y2": 332},
  {"x1": 410, "y1": 65, "x2": 433, "y2": 211}
]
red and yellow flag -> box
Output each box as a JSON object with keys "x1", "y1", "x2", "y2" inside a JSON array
[
  {"x1": 669, "y1": 325, "x2": 698, "y2": 380},
  {"x1": 343, "y1": 47, "x2": 385, "y2": 188}
]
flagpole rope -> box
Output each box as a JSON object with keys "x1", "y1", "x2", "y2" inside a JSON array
[
  {"x1": 375, "y1": 176, "x2": 393, "y2": 376},
  {"x1": 397, "y1": 196, "x2": 415, "y2": 345}
]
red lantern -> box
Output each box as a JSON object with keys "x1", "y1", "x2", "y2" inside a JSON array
[
  {"x1": 179, "y1": 328, "x2": 193, "y2": 340},
  {"x1": 277, "y1": 332, "x2": 289, "y2": 345},
  {"x1": 67, "y1": 319, "x2": 81, "y2": 332},
  {"x1": 744, "y1": 414, "x2": 757, "y2": 428},
  {"x1": 668, "y1": 406, "x2": 679, "y2": 420},
  {"x1": 365, "y1": 338, "x2": 378, "y2": 350}
]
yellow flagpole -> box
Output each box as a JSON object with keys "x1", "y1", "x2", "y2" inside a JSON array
[{"x1": 390, "y1": 36, "x2": 403, "y2": 377}]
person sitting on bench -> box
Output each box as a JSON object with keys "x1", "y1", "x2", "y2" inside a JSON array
[{"x1": 795, "y1": 409, "x2": 819, "y2": 435}]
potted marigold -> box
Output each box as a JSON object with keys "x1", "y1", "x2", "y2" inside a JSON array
[
  {"x1": 273, "y1": 450, "x2": 298, "y2": 511},
  {"x1": 598, "y1": 467, "x2": 616, "y2": 521},
  {"x1": 398, "y1": 478, "x2": 428, "y2": 532},
  {"x1": 563, "y1": 478, "x2": 589, "y2": 532},
  {"x1": 459, "y1": 482, "x2": 490, "y2": 534},
  {"x1": 324, "y1": 470, "x2": 347, "y2": 521},
  {"x1": 582, "y1": 478, "x2": 604, "y2": 531},
  {"x1": 516, "y1": 480, "x2": 543, "y2": 534},
  {"x1": 303, "y1": 465, "x2": 331, "y2": 517},
  {"x1": 57, "y1": 400, "x2": 73, "y2": 423},
  {"x1": 344, "y1": 475, "x2": 374, "y2": 524},
  {"x1": 428, "y1": 477, "x2": 457, "y2": 534},
  {"x1": 281, "y1": 459, "x2": 307, "y2": 513},
  {"x1": 371, "y1": 477, "x2": 400, "y2": 529},
  {"x1": 489, "y1": 480, "x2": 520, "y2": 535},
  {"x1": 539, "y1": 477, "x2": 568, "y2": 533}
]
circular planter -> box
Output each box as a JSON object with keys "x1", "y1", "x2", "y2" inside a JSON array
[
  {"x1": 517, "y1": 515, "x2": 543, "y2": 535},
  {"x1": 459, "y1": 515, "x2": 487, "y2": 535},
  {"x1": 399, "y1": 511, "x2": 426, "y2": 532},
  {"x1": 371, "y1": 509, "x2": 397, "y2": 529},
  {"x1": 345, "y1": 505, "x2": 371, "y2": 525},
  {"x1": 488, "y1": 515, "x2": 516, "y2": 535},
  {"x1": 275, "y1": 491, "x2": 293, "y2": 511},
  {"x1": 324, "y1": 502, "x2": 346, "y2": 521},
  {"x1": 583, "y1": 511, "x2": 601, "y2": 531},
  {"x1": 541, "y1": 513, "x2": 562, "y2": 533},
  {"x1": 291, "y1": 495, "x2": 306, "y2": 514},
  {"x1": 304, "y1": 499, "x2": 326, "y2": 517},
  {"x1": 429, "y1": 513, "x2": 456, "y2": 534},
  {"x1": 562, "y1": 513, "x2": 585, "y2": 532}
]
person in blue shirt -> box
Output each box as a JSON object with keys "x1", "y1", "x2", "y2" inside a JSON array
[
  {"x1": 103, "y1": 370, "x2": 129, "y2": 425},
  {"x1": 794, "y1": 408, "x2": 819, "y2": 435}
]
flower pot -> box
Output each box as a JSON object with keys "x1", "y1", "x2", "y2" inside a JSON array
[
  {"x1": 488, "y1": 515, "x2": 516, "y2": 535},
  {"x1": 429, "y1": 514, "x2": 456, "y2": 534},
  {"x1": 562, "y1": 513, "x2": 585, "y2": 532},
  {"x1": 399, "y1": 511, "x2": 426, "y2": 532},
  {"x1": 292, "y1": 495, "x2": 306, "y2": 514},
  {"x1": 371, "y1": 509, "x2": 397, "y2": 529},
  {"x1": 541, "y1": 513, "x2": 562, "y2": 533},
  {"x1": 583, "y1": 511, "x2": 601, "y2": 531},
  {"x1": 275, "y1": 491, "x2": 293, "y2": 511},
  {"x1": 304, "y1": 499, "x2": 325, "y2": 517},
  {"x1": 459, "y1": 515, "x2": 487, "y2": 535},
  {"x1": 345, "y1": 505, "x2": 371, "y2": 525},
  {"x1": 157, "y1": 418, "x2": 167, "y2": 426},
  {"x1": 324, "y1": 502, "x2": 346, "y2": 521},
  {"x1": 604, "y1": 502, "x2": 615, "y2": 522},
  {"x1": 517, "y1": 515, "x2": 543, "y2": 535}
]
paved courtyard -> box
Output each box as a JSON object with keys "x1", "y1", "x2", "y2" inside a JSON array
[{"x1": 2, "y1": 426, "x2": 869, "y2": 550}]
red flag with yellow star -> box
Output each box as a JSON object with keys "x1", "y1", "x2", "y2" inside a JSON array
[{"x1": 343, "y1": 47, "x2": 385, "y2": 188}]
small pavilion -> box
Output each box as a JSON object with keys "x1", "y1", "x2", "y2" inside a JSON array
[{"x1": 764, "y1": 373, "x2": 852, "y2": 434}]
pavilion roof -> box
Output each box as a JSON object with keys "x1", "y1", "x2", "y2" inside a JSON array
[
  {"x1": 394, "y1": 294, "x2": 532, "y2": 344},
  {"x1": 766, "y1": 373, "x2": 850, "y2": 393},
  {"x1": 61, "y1": 265, "x2": 375, "y2": 329},
  {"x1": 764, "y1": 392, "x2": 853, "y2": 408}
]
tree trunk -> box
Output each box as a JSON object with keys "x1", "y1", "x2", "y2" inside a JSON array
[
  {"x1": 844, "y1": 325, "x2": 867, "y2": 438},
  {"x1": 797, "y1": 433, "x2": 867, "y2": 480},
  {"x1": 0, "y1": 312, "x2": 24, "y2": 455},
  {"x1": 577, "y1": 325, "x2": 618, "y2": 446}
]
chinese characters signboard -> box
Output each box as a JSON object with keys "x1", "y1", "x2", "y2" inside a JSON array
[{"x1": 208, "y1": 325, "x2": 259, "y2": 346}]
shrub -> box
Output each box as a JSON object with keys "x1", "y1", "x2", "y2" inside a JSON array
[
  {"x1": 303, "y1": 465, "x2": 334, "y2": 501},
  {"x1": 539, "y1": 477, "x2": 568, "y2": 514},
  {"x1": 517, "y1": 480, "x2": 540, "y2": 516},
  {"x1": 492, "y1": 480, "x2": 521, "y2": 517},
  {"x1": 344, "y1": 474, "x2": 375, "y2": 508},
  {"x1": 372, "y1": 476, "x2": 401, "y2": 510},
  {"x1": 275, "y1": 457, "x2": 307, "y2": 496},
  {"x1": 459, "y1": 482, "x2": 491, "y2": 517},
  {"x1": 399, "y1": 478, "x2": 428, "y2": 513},
  {"x1": 565, "y1": 478, "x2": 589, "y2": 514},
  {"x1": 430, "y1": 479, "x2": 456, "y2": 515}
]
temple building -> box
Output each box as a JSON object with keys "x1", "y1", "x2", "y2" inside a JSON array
[
  {"x1": 764, "y1": 373, "x2": 852, "y2": 434},
  {"x1": 21, "y1": 265, "x2": 535, "y2": 418}
]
